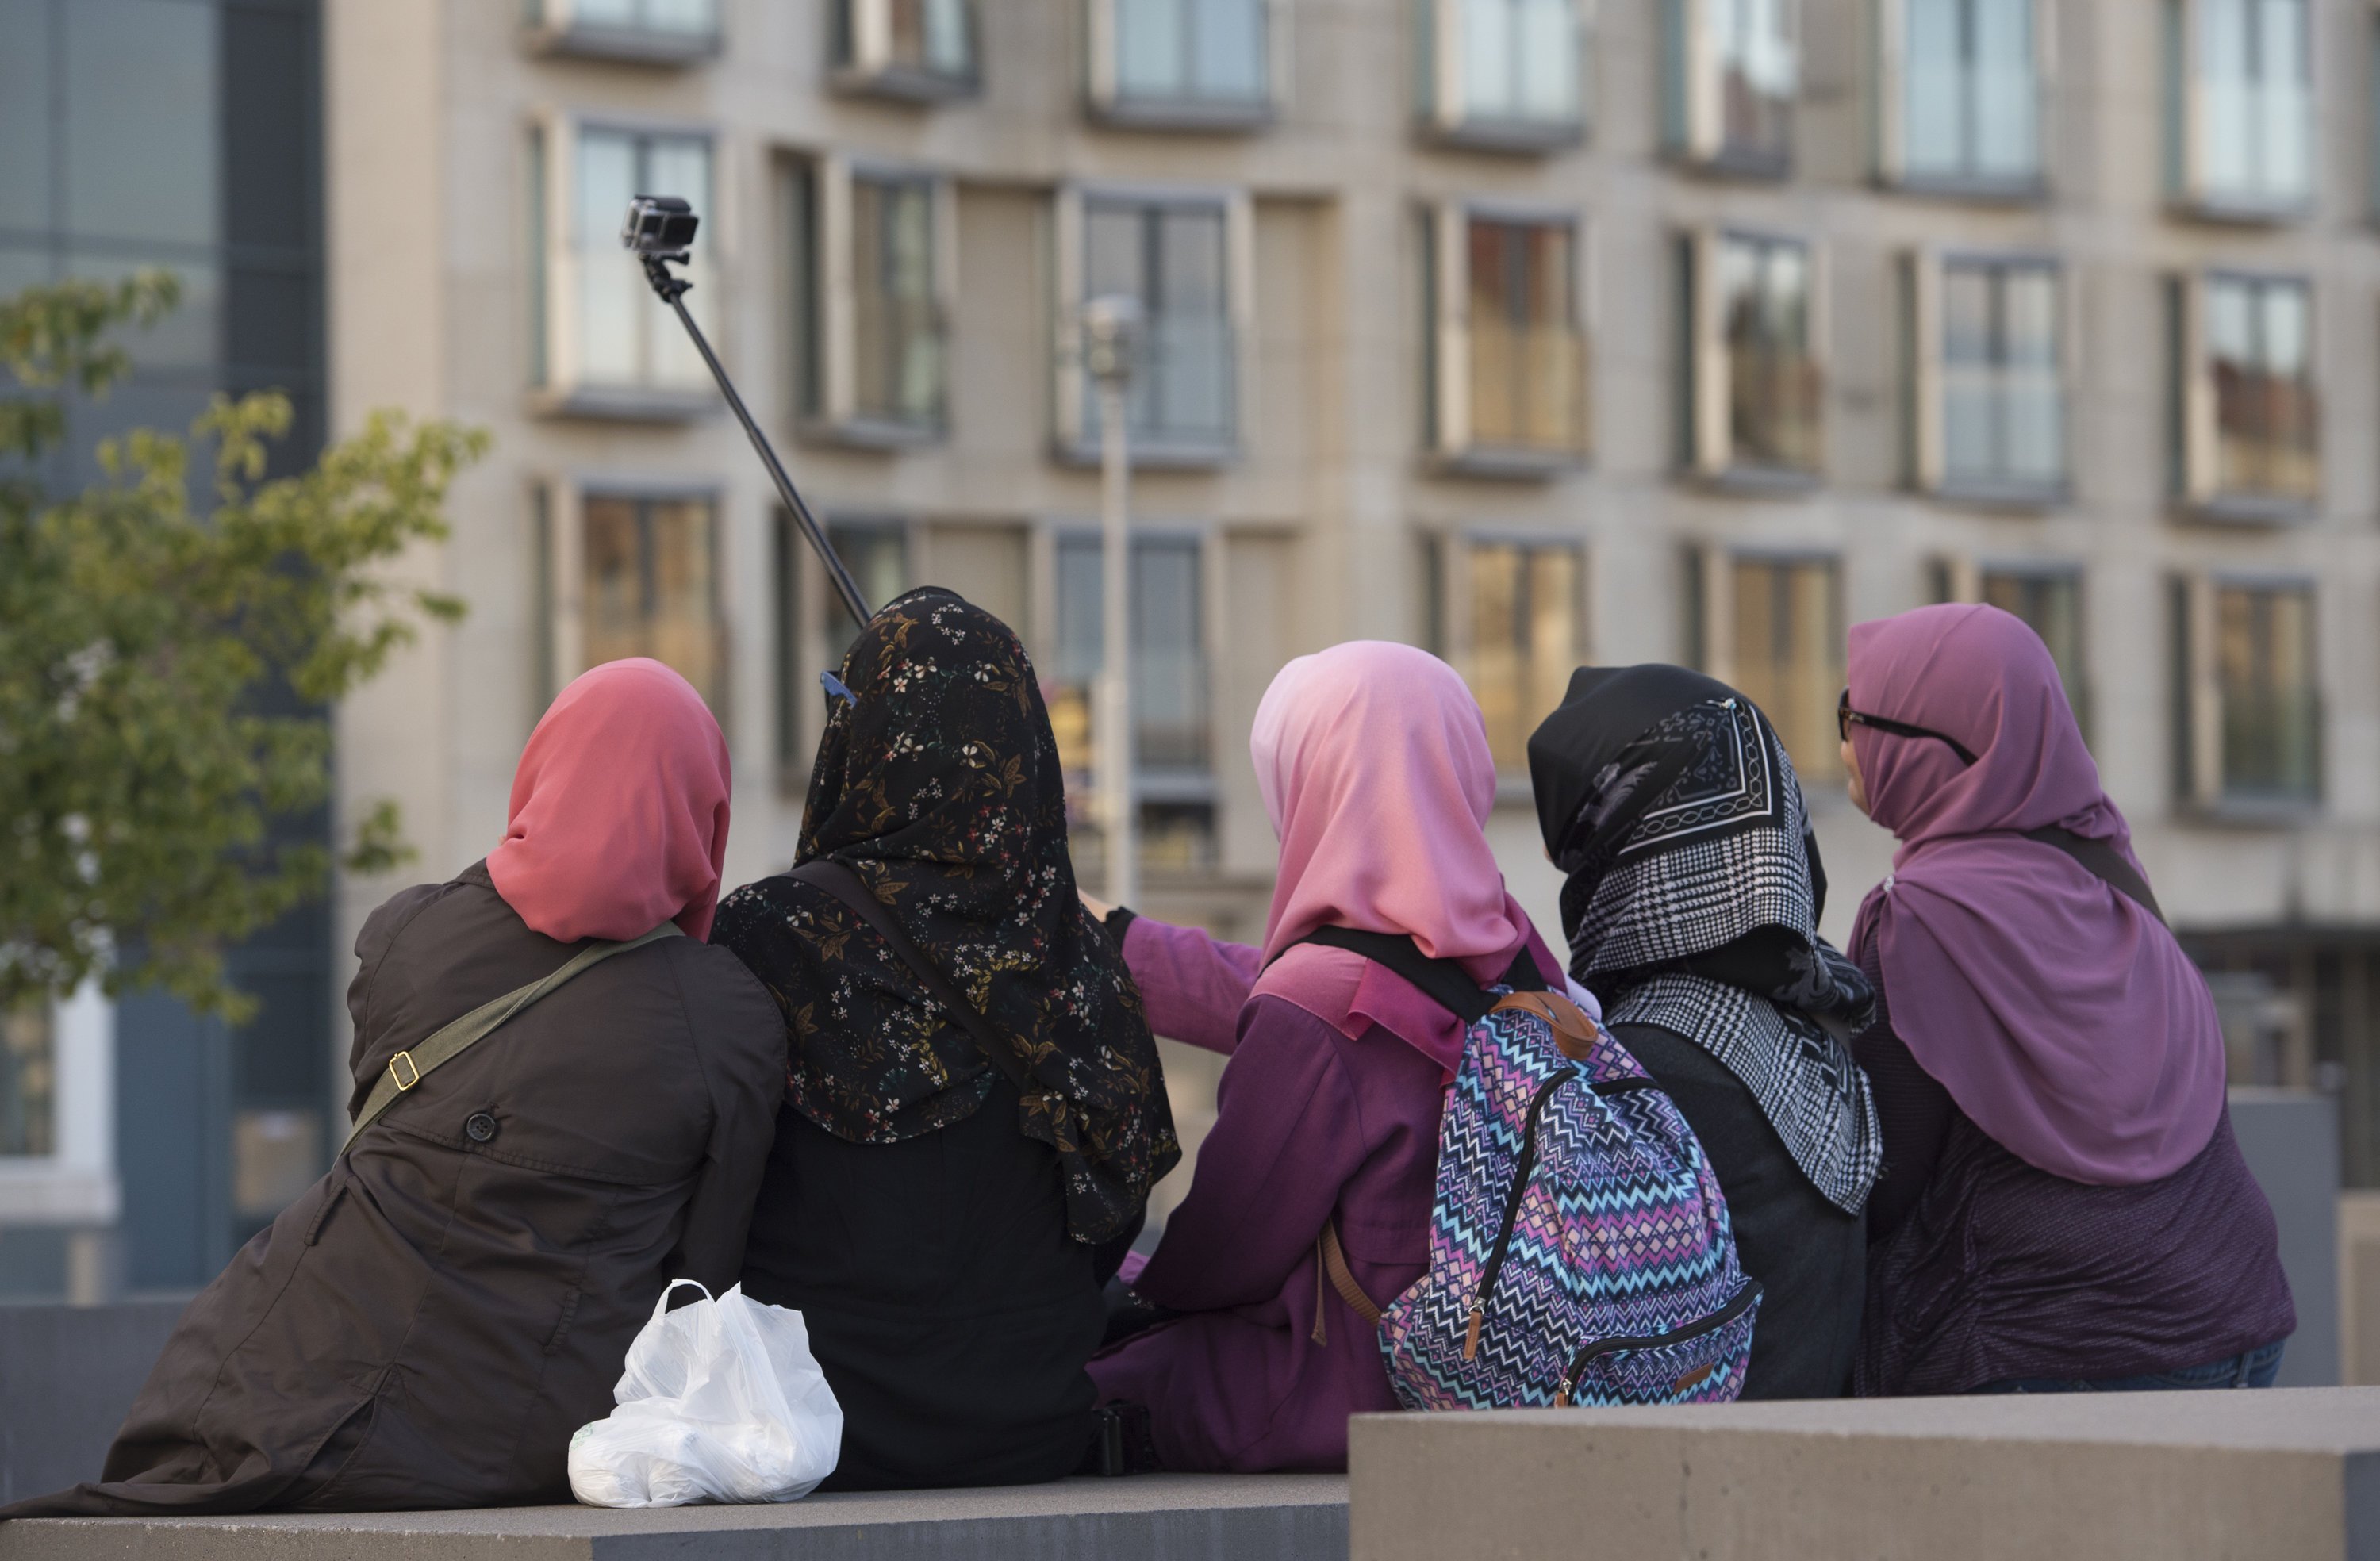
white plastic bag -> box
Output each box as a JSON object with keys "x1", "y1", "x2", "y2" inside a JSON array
[{"x1": 567, "y1": 1279, "x2": 843, "y2": 1508}]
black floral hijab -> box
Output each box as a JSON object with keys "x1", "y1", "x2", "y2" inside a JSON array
[
  {"x1": 1526, "y1": 665, "x2": 1880, "y2": 1213},
  {"x1": 710, "y1": 588, "x2": 1177, "y2": 1243}
]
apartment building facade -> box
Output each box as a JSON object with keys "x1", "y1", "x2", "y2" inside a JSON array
[{"x1": 4, "y1": 0, "x2": 2379, "y2": 1294}]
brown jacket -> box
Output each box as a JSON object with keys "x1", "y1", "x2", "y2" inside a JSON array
[{"x1": 8, "y1": 862, "x2": 784, "y2": 1514}]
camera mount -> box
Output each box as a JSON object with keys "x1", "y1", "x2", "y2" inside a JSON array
[{"x1": 624, "y1": 195, "x2": 870, "y2": 628}]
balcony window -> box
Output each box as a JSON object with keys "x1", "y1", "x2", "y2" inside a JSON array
[
  {"x1": 2167, "y1": 0, "x2": 2311, "y2": 216},
  {"x1": 535, "y1": 122, "x2": 716, "y2": 416},
  {"x1": 524, "y1": 0, "x2": 720, "y2": 61},
  {"x1": 2175, "y1": 576, "x2": 2317, "y2": 807},
  {"x1": 1911, "y1": 254, "x2": 2062, "y2": 497},
  {"x1": 1438, "y1": 539, "x2": 1584, "y2": 773},
  {"x1": 1425, "y1": 208, "x2": 1587, "y2": 470},
  {"x1": 788, "y1": 160, "x2": 952, "y2": 443},
  {"x1": 1058, "y1": 192, "x2": 1244, "y2": 461},
  {"x1": 1093, "y1": 0, "x2": 1272, "y2": 125},
  {"x1": 835, "y1": 0, "x2": 980, "y2": 100},
  {"x1": 1683, "y1": 230, "x2": 1821, "y2": 480},
  {"x1": 1884, "y1": 0, "x2": 2041, "y2": 191},
  {"x1": 1665, "y1": 0, "x2": 1797, "y2": 172},
  {"x1": 1418, "y1": 0, "x2": 1587, "y2": 149},
  {"x1": 578, "y1": 493, "x2": 723, "y2": 708},
  {"x1": 1726, "y1": 554, "x2": 1843, "y2": 784},
  {"x1": 2174, "y1": 272, "x2": 2317, "y2": 514}
]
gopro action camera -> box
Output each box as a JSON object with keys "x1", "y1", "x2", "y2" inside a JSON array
[{"x1": 621, "y1": 194, "x2": 699, "y2": 259}]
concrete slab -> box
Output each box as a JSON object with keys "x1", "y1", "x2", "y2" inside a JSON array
[
  {"x1": 0, "y1": 1472, "x2": 1349, "y2": 1561},
  {"x1": 1349, "y1": 1388, "x2": 2380, "y2": 1561}
]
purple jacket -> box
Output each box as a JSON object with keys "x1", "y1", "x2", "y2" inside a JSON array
[{"x1": 1088, "y1": 917, "x2": 1463, "y2": 1471}]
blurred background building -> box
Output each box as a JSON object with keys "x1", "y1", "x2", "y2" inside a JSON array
[{"x1": 5, "y1": 0, "x2": 2380, "y2": 1328}]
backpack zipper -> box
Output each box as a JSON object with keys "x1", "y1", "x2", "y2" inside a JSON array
[
  {"x1": 1553, "y1": 1280, "x2": 1762, "y2": 1406},
  {"x1": 1464, "y1": 1069, "x2": 1573, "y2": 1360}
]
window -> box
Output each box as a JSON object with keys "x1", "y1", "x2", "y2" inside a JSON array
[
  {"x1": 578, "y1": 493, "x2": 723, "y2": 708},
  {"x1": 823, "y1": 520, "x2": 911, "y2": 652},
  {"x1": 2175, "y1": 576, "x2": 2318, "y2": 806},
  {"x1": 1051, "y1": 534, "x2": 1215, "y2": 872},
  {"x1": 1092, "y1": 0, "x2": 1272, "y2": 124},
  {"x1": 1883, "y1": 0, "x2": 2042, "y2": 190},
  {"x1": 1981, "y1": 567, "x2": 2085, "y2": 716},
  {"x1": 788, "y1": 161, "x2": 952, "y2": 440},
  {"x1": 1425, "y1": 208, "x2": 1588, "y2": 466},
  {"x1": 2167, "y1": 0, "x2": 2311, "y2": 214},
  {"x1": 0, "y1": 1004, "x2": 56, "y2": 1160},
  {"x1": 1417, "y1": 0, "x2": 1587, "y2": 148},
  {"x1": 835, "y1": 0, "x2": 980, "y2": 99},
  {"x1": 2174, "y1": 272, "x2": 2317, "y2": 512},
  {"x1": 1910, "y1": 254, "x2": 2063, "y2": 496},
  {"x1": 1664, "y1": 0, "x2": 1798, "y2": 172},
  {"x1": 1689, "y1": 550, "x2": 1842, "y2": 783},
  {"x1": 535, "y1": 122, "x2": 716, "y2": 412},
  {"x1": 1683, "y1": 230, "x2": 1821, "y2": 479},
  {"x1": 524, "y1": 0, "x2": 720, "y2": 61},
  {"x1": 1436, "y1": 539, "x2": 1584, "y2": 773},
  {"x1": 1058, "y1": 191, "x2": 1246, "y2": 459}
]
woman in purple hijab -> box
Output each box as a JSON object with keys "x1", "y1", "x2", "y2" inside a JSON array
[{"x1": 1842, "y1": 604, "x2": 2293, "y2": 1395}]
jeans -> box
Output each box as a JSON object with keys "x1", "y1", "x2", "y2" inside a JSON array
[{"x1": 1975, "y1": 1338, "x2": 2286, "y2": 1394}]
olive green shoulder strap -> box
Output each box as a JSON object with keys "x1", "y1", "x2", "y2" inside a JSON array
[{"x1": 343, "y1": 922, "x2": 684, "y2": 1150}]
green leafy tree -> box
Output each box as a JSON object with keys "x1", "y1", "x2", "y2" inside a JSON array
[{"x1": 1, "y1": 274, "x2": 488, "y2": 1019}]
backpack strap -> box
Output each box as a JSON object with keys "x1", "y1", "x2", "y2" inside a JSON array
[
  {"x1": 2020, "y1": 826, "x2": 2167, "y2": 926},
  {"x1": 789, "y1": 858, "x2": 1034, "y2": 1096},
  {"x1": 1309, "y1": 1220, "x2": 1382, "y2": 1346},
  {"x1": 1292, "y1": 926, "x2": 1545, "y2": 1023},
  {"x1": 1488, "y1": 989, "x2": 1604, "y2": 1063},
  {"x1": 344, "y1": 921, "x2": 684, "y2": 1150}
]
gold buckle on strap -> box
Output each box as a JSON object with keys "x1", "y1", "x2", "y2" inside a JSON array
[{"x1": 388, "y1": 1051, "x2": 422, "y2": 1091}]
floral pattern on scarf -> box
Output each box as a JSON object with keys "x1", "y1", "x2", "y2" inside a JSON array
[{"x1": 710, "y1": 589, "x2": 1178, "y2": 1244}]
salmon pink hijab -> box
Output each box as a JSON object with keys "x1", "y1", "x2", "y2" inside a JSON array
[
  {"x1": 1248, "y1": 642, "x2": 1548, "y2": 1072},
  {"x1": 487, "y1": 658, "x2": 733, "y2": 944},
  {"x1": 1846, "y1": 605, "x2": 2226, "y2": 1185}
]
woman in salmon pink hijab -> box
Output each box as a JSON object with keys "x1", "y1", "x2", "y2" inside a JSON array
[
  {"x1": 8, "y1": 658, "x2": 788, "y2": 1517},
  {"x1": 1080, "y1": 641, "x2": 1573, "y2": 1473},
  {"x1": 1842, "y1": 605, "x2": 2293, "y2": 1396}
]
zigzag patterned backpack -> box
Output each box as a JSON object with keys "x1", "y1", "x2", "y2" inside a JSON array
[{"x1": 1300, "y1": 928, "x2": 1760, "y2": 1410}]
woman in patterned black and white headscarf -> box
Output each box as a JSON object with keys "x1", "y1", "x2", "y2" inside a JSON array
[{"x1": 1527, "y1": 664, "x2": 1877, "y2": 1400}]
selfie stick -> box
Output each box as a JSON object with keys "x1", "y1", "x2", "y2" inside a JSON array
[{"x1": 628, "y1": 207, "x2": 870, "y2": 628}]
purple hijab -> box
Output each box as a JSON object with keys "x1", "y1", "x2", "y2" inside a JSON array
[{"x1": 1845, "y1": 604, "x2": 2227, "y2": 1186}]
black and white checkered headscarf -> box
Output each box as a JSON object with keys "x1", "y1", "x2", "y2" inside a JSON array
[{"x1": 1527, "y1": 667, "x2": 1879, "y2": 1214}]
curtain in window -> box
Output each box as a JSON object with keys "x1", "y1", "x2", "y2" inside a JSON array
[{"x1": 2207, "y1": 274, "x2": 2317, "y2": 501}]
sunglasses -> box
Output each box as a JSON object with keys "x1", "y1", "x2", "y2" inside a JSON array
[{"x1": 1837, "y1": 688, "x2": 1977, "y2": 766}]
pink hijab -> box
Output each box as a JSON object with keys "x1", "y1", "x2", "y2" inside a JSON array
[
  {"x1": 1247, "y1": 642, "x2": 1545, "y2": 1072},
  {"x1": 1846, "y1": 605, "x2": 2227, "y2": 1184},
  {"x1": 487, "y1": 658, "x2": 734, "y2": 944}
]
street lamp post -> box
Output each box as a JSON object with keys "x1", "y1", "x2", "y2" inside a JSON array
[{"x1": 1081, "y1": 295, "x2": 1140, "y2": 912}]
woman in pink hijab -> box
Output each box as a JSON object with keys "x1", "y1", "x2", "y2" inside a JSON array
[
  {"x1": 10, "y1": 660, "x2": 787, "y2": 1514},
  {"x1": 1082, "y1": 642, "x2": 1573, "y2": 1471},
  {"x1": 1842, "y1": 605, "x2": 2293, "y2": 1394}
]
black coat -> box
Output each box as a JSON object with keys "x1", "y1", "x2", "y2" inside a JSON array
[{"x1": 6, "y1": 861, "x2": 785, "y2": 1514}]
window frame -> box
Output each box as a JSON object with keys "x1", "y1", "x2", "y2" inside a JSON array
[
  {"x1": 1683, "y1": 541, "x2": 1846, "y2": 785},
  {"x1": 1416, "y1": 0, "x2": 1591, "y2": 152},
  {"x1": 1086, "y1": 0, "x2": 1284, "y2": 130},
  {"x1": 0, "y1": 984, "x2": 116, "y2": 1245},
  {"x1": 2164, "y1": 0, "x2": 2316, "y2": 221},
  {"x1": 2170, "y1": 267, "x2": 2320, "y2": 521},
  {"x1": 1424, "y1": 201, "x2": 1592, "y2": 475},
  {"x1": 2172, "y1": 570, "x2": 2323, "y2": 814},
  {"x1": 528, "y1": 111, "x2": 721, "y2": 422},
  {"x1": 1872, "y1": 0, "x2": 2054, "y2": 198},
  {"x1": 1681, "y1": 225, "x2": 1828, "y2": 487},
  {"x1": 1932, "y1": 554, "x2": 2090, "y2": 727},
  {"x1": 522, "y1": 0, "x2": 722, "y2": 64},
  {"x1": 539, "y1": 477, "x2": 730, "y2": 715},
  {"x1": 832, "y1": 0, "x2": 983, "y2": 102},
  {"x1": 1903, "y1": 246, "x2": 2072, "y2": 505},
  {"x1": 1421, "y1": 527, "x2": 1591, "y2": 787},
  {"x1": 1664, "y1": 0, "x2": 1801, "y2": 176},
  {"x1": 1051, "y1": 182, "x2": 1257, "y2": 469},
  {"x1": 785, "y1": 154, "x2": 958, "y2": 448}
]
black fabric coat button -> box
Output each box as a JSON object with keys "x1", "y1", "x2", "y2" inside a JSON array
[{"x1": 464, "y1": 1113, "x2": 498, "y2": 1144}]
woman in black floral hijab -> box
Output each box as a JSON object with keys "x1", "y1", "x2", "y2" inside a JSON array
[{"x1": 715, "y1": 587, "x2": 1176, "y2": 1490}]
